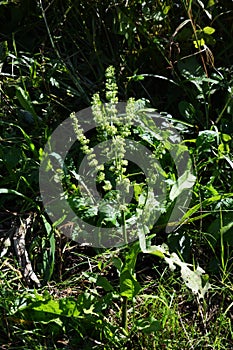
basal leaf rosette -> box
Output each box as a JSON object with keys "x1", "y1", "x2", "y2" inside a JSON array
[{"x1": 39, "y1": 100, "x2": 195, "y2": 248}]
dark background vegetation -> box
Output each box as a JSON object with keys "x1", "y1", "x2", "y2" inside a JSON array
[{"x1": 0, "y1": 1, "x2": 233, "y2": 349}]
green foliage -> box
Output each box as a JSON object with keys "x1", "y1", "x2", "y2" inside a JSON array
[{"x1": 0, "y1": 0, "x2": 233, "y2": 348}]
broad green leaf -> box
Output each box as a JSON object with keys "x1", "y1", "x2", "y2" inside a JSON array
[
  {"x1": 140, "y1": 231, "x2": 210, "y2": 298},
  {"x1": 203, "y1": 26, "x2": 215, "y2": 35},
  {"x1": 120, "y1": 270, "x2": 141, "y2": 299},
  {"x1": 178, "y1": 101, "x2": 196, "y2": 122},
  {"x1": 136, "y1": 317, "x2": 160, "y2": 334},
  {"x1": 97, "y1": 275, "x2": 114, "y2": 292},
  {"x1": 222, "y1": 133, "x2": 232, "y2": 142},
  {"x1": 146, "y1": 246, "x2": 165, "y2": 258},
  {"x1": 207, "y1": 0, "x2": 215, "y2": 7},
  {"x1": 122, "y1": 242, "x2": 140, "y2": 274},
  {"x1": 169, "y1": 171, "x2": 196, "y2": 201},
  {"x1": 134, "y1": 183, "x2": 144, "y2": 201},
  {"x1": 167, "y1": 232, "x2": 191, "y2": 261},
  {"x1": 138, "y1": 223, "x2": 166, "y2": 257},
  {"x1": 164, "y1": 252, "x2": 210, "y2": 299},
  {"x1": 15, "y1": 86, "x2": 38, "y2": 122},
  {"x1": 18, "y1": 297, "x2": 81, "y2": 321},
  {"x1": 112, "y1": 257, "x2": 123, "y2": 273},
  {"x1": 16, "y1": 291, "x2": 103, "y2": 323}
]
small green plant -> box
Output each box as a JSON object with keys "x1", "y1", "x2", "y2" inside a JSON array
[{"x1": 59, "y1": 66, "x2": 211, "y2": 333}]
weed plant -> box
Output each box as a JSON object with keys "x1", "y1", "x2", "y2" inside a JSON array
[{"x1": 0, "y1": 1, "x2": 232, "y2": 349}]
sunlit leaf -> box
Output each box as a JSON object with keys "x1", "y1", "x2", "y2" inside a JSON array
[
  {"x1": 120, "y1": 270, "x2": 141, "y2": 299},
  {"x1": 203, "y1": 26, "x2": 215, "y2": 35},
  {"x1": 169, "y1": 171, "x2": 196, "y2": 201},
  {"x1": 193, "y1": 38, "x2": 205, "y2": 48}
]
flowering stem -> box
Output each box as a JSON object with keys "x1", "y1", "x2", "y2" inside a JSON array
[{"x1": 121, "y1": 209, "x2": 128, "y2": 246}]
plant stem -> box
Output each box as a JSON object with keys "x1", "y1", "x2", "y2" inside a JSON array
[
  {"x1": 121, "y1": 296, "x2": 128, "y2": 330},
  {"x1": 121, "y1": 208, "x2": 128, "y2": 331},
  {"x1": 121, "y1": 210, "x2": 128, "y2": 245}
]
